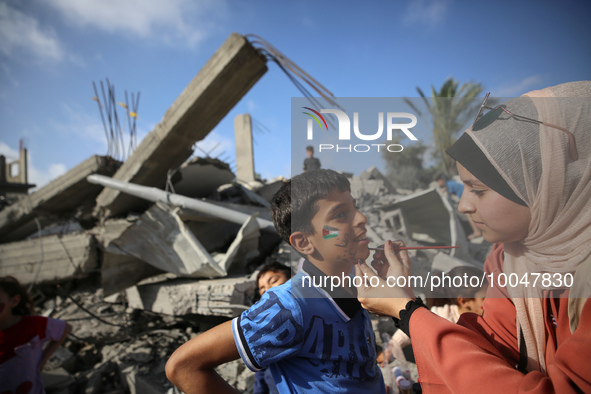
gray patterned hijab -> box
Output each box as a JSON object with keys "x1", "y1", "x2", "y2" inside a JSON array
[{"x1": 450, "y1": 81, "x2": 591, "y2": 372}]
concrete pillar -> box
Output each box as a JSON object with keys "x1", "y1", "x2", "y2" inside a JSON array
[
  {"x1": 0, "y1": 156, "x2": 6, "y2": 183},
  {"x1": 234, "y1": 113, "x2": 255, "y2": 183}
]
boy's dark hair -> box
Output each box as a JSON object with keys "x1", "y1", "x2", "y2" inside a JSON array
[
  {"x1": 0, "y1": 276, "x2": 34, "y2": 315},
  {"x1": 256, "y1": 261, "x2": 292, "y2": 286},
  {"x1": 306, "y1": 145, "x2": 314, "y2": 152},
  {"x1": 435, "y1": 173, "x2": 446, "y2": 182},
  {"x1": 271, "y1": 169, "x2": 351, "y2": 244}
]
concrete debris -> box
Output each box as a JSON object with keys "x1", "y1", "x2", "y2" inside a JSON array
[
  {"x1": 94, "y1": 33, "x2": 268, "y2": 219},
  {"x1": 351, "y1": 167, "x2": 489, "y2": 277},
  {"x1": 0, "y1": 33, "x2": 496, "y2": 393},
  {"x1": 0, "y1": 231, "x2": 98, "y2": 284},
  {"x1": 375, "y1": 187, "x2": 470, "y2": 261},
  {"x1": 214, "y1": 182, "x2": 271, "y2": 208},
  {"x1": 172, "y1": 157, "x2": 235, "y2": 199},
  {"x1": 91, "y1": 217, "x2": 164, "y2": 297},
  {"x1": 0, "y1": 155, "x2": 120, "y2": 242},
  {"x1": 105, "y1": 202, "x2": 254, "y2": 278},
  {"x1": 126, "y1": 275, "x2": 256, "y2": 317},
  {"x1": 87, "y1": 174, "x2": 277, "y2": 233}
]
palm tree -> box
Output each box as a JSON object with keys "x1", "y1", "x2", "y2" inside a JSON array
[{"x1": 405, "y1": 78, "x2": 485, "y2": 175}]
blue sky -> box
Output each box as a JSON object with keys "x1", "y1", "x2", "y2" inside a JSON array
[{"x1": 1, "y1": 0, "x2": 590, "y2": 188}]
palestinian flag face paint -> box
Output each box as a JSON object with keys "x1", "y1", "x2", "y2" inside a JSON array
[{"x1": 322, "y1": 225, "x2": 339, "y2": 240}]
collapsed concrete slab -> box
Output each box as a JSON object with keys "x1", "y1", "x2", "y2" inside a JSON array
[
  {"x1": 94, "y1": 33, "x2": 268, "y2": 218},
  {"x1": 105, "y1": 202, "x2": 260, "y2": 279},
  {"x1": 216, "y1": 182, "x2": 270, "y2": 208},
  {"x1": 126, "y1": 276, "x2": 256, "y2": 317},
  {"x1": 0, "y1": 156, "x2": 119, "y2": 242},
  {"x1": 172, "y1": 157, "x2": 235, "y2": 198},
  {"x1": 0, "y1": 232, "x2": 97, "y2": 284},
  {"x1": 93, "y1": 218, "x2": 164, "y2": 296}
]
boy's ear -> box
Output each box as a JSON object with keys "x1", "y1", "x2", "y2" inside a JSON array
[{"x1": 290, "y1": 231, "x2": 315, "y2": 256}]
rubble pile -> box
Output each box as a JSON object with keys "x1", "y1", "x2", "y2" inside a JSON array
[
  {"x1": 0, "y1": 32, "x2": 492, "y2": 393},
  {"x1": 37, "y1": 279, "x2": 244, "y2": 393}
]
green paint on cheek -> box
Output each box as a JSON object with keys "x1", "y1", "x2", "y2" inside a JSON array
[{"x1": 322, "y1": 225, "x2": 339, "y2": 240}]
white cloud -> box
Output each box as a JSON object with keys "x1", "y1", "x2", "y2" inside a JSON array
[
  {"x1": 48, "y1": 0, "x2": 226, "y2": 48},
  {"x1": 0, "y1": 141, "x2": 19, "y2": 160},
  {"x1": 0, "y1": 2, "x2": 65, "y2": 62},
  {"x1": 494, "y1": 75, "x2": 543, "y2": 97},
  {"x1": 0, "y1": 141, "x2": 67, "y2": 189},
  {"x1": 403, "y1": 0, "x2": 449, "y2": 28}
]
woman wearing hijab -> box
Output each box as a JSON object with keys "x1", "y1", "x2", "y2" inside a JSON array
[{"x1": 356, "y1": 81, "x2": 591, "y2": 393}]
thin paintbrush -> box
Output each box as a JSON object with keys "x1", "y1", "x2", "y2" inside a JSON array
[{"x1": 368, "y1": 246, "x2": 458, "y2": 251}]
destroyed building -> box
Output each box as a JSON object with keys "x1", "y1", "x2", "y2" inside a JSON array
[{"x1": 0, "y1": 32, "x2": 491, "y2": 393}]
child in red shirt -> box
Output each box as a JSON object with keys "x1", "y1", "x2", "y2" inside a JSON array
[{"x1": 0, "y1": 276, "x2": 70, "y2": 394}]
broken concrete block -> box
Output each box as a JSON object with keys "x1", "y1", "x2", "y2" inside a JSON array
[
  {"x1": 380, "y1": 208, "x2": 410, "y2": 239},
  {"x1": 0, "y1": 232, "x2": 97, "y2": 284},
  {"x1": 101, "y1": 252, "x2": 164, "y2": 297},
  {"x1": 172, "y1": 157, "x2": 235, "y2": 199},
  {"x1": 0, "y1": 155, "x2": 119, "y2": 242},
  {"x1": 105, "y1": 202, "x2": 260, "y2": 278},
  {"x1": 41, "y1": 367, "x2": 74, "y2": 393},
  {"x1": 107, "y1": 202, "x2": 226, "y2": 277},
  {"x1": 215, "y1": 183, "x2": 270, "y2": 208},
  {"x1": 125, "y1": 276, "x2": 256, "y2": 317},
  {"x1": 121, "y1": 368, "x2": 164, "y2": 394},
  {"x1": 93, "y1": 218, "x2": 164, "y2": 296},
  {"x1": 94, "y1": 33, "x2": 268, "y2": 218}
]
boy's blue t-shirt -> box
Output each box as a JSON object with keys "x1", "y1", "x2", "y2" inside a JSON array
[{"x1": 232, "y1": 260, "x2": 385, "y2": 393}]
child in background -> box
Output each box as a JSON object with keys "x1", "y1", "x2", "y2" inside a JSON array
[
  {"x1": 255, "y1": 261, "x2": 291, "y2": 299},
  {"x1": 302, "y1": 145, "x2": 321, "y2": 172},
  {"x1": 166, "y1": 169, "x2": 385, "y2": 393},
  {"x1": 253, "y1": 261, "x2": 291, "y2": 394},
  {"x1": 0, "y1": 276, "x2": 70, "y2": 394}
]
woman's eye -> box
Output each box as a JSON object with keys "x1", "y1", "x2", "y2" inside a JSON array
[{"x1": 471, "y1": 189, "x2": 485, "y2": 196}]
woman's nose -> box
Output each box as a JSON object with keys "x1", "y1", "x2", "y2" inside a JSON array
[{"x1": 458, "y1": 193, "x2": 474, "y2": 214}]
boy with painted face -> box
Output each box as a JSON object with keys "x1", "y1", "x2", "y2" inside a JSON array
[{"x1": 166, "y1": 169, "x2": 385, "y2": 393}]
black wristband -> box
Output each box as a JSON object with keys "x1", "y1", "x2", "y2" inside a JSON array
[{"x1": 392, "y1": 298, "x2": 426, "y2": 337}]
